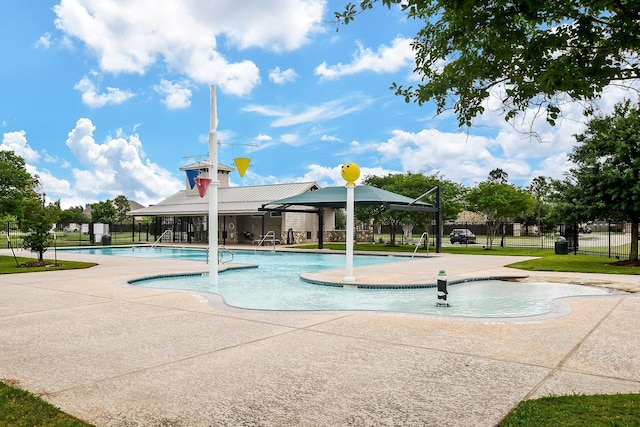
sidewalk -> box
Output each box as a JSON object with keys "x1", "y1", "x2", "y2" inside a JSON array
[{"x1": 1, "y1": 249, "x2": 638, "y2": 426}]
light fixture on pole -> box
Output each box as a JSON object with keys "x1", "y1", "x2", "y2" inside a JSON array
[{"x1": 341, "y1": 162, "x2": 360, "y2": 283}]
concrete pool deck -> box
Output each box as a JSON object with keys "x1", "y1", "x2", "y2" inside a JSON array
[{"x1": 1, "y1": 248, "x2": 639, "y2": 426}]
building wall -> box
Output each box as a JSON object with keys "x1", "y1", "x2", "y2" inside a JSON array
[
  {"x1": 323, "y1": 208, "x2": 336, "y2": 231},
  {"x1": 280, "y1": 211, "x2": 313, "y2": 244}
]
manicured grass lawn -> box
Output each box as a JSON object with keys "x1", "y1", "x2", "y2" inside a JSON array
[
  {"x1": 505, "y1": 253, "x2": 640, "y2": 274},
  {"x1": 1, "y1": 245, "x2": 638, "y2": 425},
  {"x1": 0, "y1": 254, "x2": 95, "y2": 274},
  {"x1": 301, "y1": 243, "x2": 640, "y2": 275},
  {"x1": 498, "y1": 393, "x2": 640, "y2": 426},
  {"x1": 0, "y1": 381, "x2": 92, "y2": 426}
]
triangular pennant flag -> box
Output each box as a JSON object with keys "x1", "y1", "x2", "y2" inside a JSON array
[
  {"x1": 186, "y1": 170, "x2": 199, "y2": 189},
  {"x1": 194, "y1": 177, "x2": 212, "y2": 198},
  {"x1": 233, "y1": 157, "x2": 251, "y2": 177}
]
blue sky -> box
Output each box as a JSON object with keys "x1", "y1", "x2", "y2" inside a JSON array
[{"x1": 1, "y1": 1, "x2": 635, "y2": 209}]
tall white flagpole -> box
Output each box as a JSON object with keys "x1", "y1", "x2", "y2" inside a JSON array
[{"x1": 209, "y1": 86, "x2": 219, "y2": 285}]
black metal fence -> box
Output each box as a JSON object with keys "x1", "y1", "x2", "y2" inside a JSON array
[
  {"x1": 444, "y1": 222, "x2": 631, "y2": 260},
  {"x1": 3, "y1": 219, "x2": 635, "y2": 261},
  {"x1": 2, "y1": 222, "x2": 154, "y2": 249},
  {"x1": 380, "y1": 220, "x2": 633, "y2": 260}
]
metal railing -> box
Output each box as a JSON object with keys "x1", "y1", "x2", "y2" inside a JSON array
[
  {"x1": 412, "y1": 232, "x2": 429, "y2": 258},
  {"x1": 254, "y1": 230, "x2": 279, "y2": 252},
  {"x1": 218, "y1": 246, "x2": 234, "y2": 264},
  {"x1": 152, "y1": 229, "x2": 172, "y2": 247}
]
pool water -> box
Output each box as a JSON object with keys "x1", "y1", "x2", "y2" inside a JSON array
[
  {"x1": 133, "y1": 273, "x2": 613, "y2": 317},
  {"x1": 61, "y1": 246, "x2": 616, "y2": 318},
  {"x1": 59, "y1": 245, "x2": 210, "y2": 261}
]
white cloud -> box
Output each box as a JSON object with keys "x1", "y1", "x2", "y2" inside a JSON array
[
  {"x1": 269, "y1": 67, "x2": 298, "y2": 84},
  {"x1": 251, "y1": 134, "x2": 277, "y2": 152},
  {"x1": 321, "y1": 134, "x2": 341, "y2": 142},
  {"x1": 280, "y1": 133, "x2": 301, "y2": 146},
  {"x1": 1, "y1": 130, "x2": 40, "y2": 162},
  {"x1": 365, "y1": 127, "x2": 550, "y2": 186},
  {"x1": 53, "y1": 0, "x2": 325, "y2": 96},
  {"x1": 36, "y1": 169, "x2": 74, "y2": 199},
  {"x1": 361, "y1": 82, "x2": 638, "y2": 187},
  {"x1": 64, "y1": 118, "x2": 182, "y2": 206},
  {"x1": 35, "y1": 32, "x2": 52, "y2": 49},
  {"x1": 244, "y1": 96, "x2": 373, "y2": 127},
  {"x1": 315, "y1": 37, "x2": 414, "y2": 79},
  {"x1": 154, "y1": 79, "x2": 192, "y2": 109},
  {"x1": 74, "y1": 75, "x2": 135, "y2": 108},
  {"x1": 299, "y1": 163, "x2": 397, "y2": 187}
]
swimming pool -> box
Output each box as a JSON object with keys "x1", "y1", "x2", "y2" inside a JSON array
[
  {"x1": 60, "y1": 246, "x2": 617, "y2": 318},
  {"x1": 132, "y1": 273, "x2": 613, "y2": 317},
  {"x1": 59, "y1": 245, "x2": 210, "y2": 261}
]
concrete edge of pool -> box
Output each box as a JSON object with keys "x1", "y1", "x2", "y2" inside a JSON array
[{"x1": 298, "y1": 272, "x2": 530, "y2": 289}]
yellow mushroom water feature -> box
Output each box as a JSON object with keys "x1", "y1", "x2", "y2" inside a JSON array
[{"x1": 341, "y1": 162, "x2": 360, "y2": 282}]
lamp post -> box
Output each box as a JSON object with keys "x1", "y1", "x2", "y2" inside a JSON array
[
  {"x1": 208, "y1": 86, "x2": 219, "y2": 285},
  {"x1": 341, "y1": 162, "x2": 360, "y2": 282}
]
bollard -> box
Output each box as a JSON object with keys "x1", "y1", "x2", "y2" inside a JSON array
[{"x1": 436, "y1": 269, "x2": 450, "y2": 307}]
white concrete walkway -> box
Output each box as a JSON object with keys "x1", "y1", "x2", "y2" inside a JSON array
[{"x1": 0, "y1": 248, "x2": 638, "y2": 426}]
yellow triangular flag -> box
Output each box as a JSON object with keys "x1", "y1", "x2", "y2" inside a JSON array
[{"x1": 234, "y1": 157, "x2": 251, "y2": 177}]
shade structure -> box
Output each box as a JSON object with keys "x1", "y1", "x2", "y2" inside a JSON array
[
  {"x1": 234, "y1": 157, "x2": 250, "y2": 177},
  {"x1": 263, "y1": 185, "x2": 435, "y2": 210},
  {"x1": 194, "y1": 177, "x2": 212, "y2": 198},
  {"x1": 260, "y1": 184, "x2": 442, "y2": 253}
]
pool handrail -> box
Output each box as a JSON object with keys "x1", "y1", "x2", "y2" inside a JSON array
[
  {"x1": 254, "y1": 231, "x2": 279, "y2": 253},
  {"x1": 412, "y1": 232, "x2": 429, "y2": 258},
  {"x1": 152, "y1": 229, "x2": 173, "y2": 247},
  {"x1": 218, "y1": 245, "x2": 234, "y2": 264}
]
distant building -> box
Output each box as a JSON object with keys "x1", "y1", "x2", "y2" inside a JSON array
[{"x1": 128, "y1": 162, "x2": 333, "y2": 245}]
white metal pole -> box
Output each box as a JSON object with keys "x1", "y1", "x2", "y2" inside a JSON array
[
  {"x1": 209, "y1": 86, "x2": 219, "y2": 285},
  {"x1": 344, "y1": 183, "x2": 355, "y2": 282}
]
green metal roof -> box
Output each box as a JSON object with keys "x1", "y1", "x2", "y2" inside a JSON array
[{"x1": 263, "y1": 185, "x2": 435, "y2": 211}]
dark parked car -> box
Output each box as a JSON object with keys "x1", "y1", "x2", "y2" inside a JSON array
[{"x1": 449, "y1": 228, "x2": 476, "y2": 244}]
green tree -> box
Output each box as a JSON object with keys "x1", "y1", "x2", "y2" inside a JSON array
[
  {"x1": 489, "y1": 168, "x2": 508, "y2": 184},
  {"x1": 58, "y1": 205, "x2": 89, "y2": 226},
  {"x1": 568, "y1": 100, "x2": 640, "y2": 261},
  {"x1": 0, "y1": 151, "x2": 36, "y2": 218},
  {"x1": 364, "y1": 172, "x2": 466, "y2": 244},
  {"x1": 527, "y1": 176, "x2": 553, "y2": 237},
  {"x1": 466, "y1": 170, "x2": 535, "y2": 249},
  {"x1": 337, "y1": 1, "x2": 640, "y2": 127},
  {"x1": 114, "y1": 195, "x2": 131, "y2": 224},
  {"x1": 91, "y1": 200, "x2": 117, "y2": 223},
  {"x1": 20, "y1": 191, "x2": 59, "y2": 263},
  {"x1": 546, "y1": 177, "x2": 586, "y2": 226}
]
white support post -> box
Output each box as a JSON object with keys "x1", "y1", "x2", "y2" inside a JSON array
[
  {"x1": 209, "y1": 86, "x2": 219, "y2": 285},
  {"x1": 344, "y1": 183, "x2": 355, "y2": 282}
]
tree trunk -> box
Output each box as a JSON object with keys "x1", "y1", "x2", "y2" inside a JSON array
[{"x1": 486, "y1": 221, "x2": 498, "y2": 249}]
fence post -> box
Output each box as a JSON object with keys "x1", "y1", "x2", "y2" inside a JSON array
[{"x1": 608, "y1": 220, "x2": 611, "y2": 259}]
